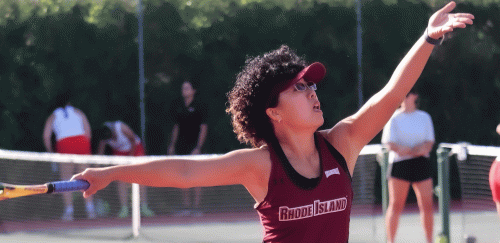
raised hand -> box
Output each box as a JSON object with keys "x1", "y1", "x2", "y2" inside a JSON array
[{"x1": 427, "y1": 1, "x2": 474, "y2": 39}]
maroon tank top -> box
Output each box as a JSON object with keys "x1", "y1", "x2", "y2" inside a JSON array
[{"x1": 255, "y1": 132, "x2": 353, "y2": 243}]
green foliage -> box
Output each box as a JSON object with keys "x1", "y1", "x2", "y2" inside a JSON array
[
  {"x1": 0, "y1": 0, "x2": 497, "y2": 28},
  {"x1": 0, "y1": 0, "x2": 499, "y2": 154}
]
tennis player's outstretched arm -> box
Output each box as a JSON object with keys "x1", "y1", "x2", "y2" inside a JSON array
[
  {"x1": 72, "y1": 148, "x2": 270, "y2": 199},
  {"x1": 321, "y1": 1, "x2": 474, "y2": 174}
]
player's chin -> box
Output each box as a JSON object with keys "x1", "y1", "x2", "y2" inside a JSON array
[
  {"x1": 310, "y1": 116, "x2": 324, "y2": 129},
  {"x1": 315, "y1": 113, "x2": 324, "y2": 123}
]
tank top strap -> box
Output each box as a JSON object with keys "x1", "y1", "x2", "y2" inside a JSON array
[
  {"x1": 267, "y1": 139, "x2": 288, "y2": 181},
  {"x1": 314, "y1": 132, "x2": 351, "y2": 181}
]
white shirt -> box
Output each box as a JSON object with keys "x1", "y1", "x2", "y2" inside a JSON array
[
  {"x1": 381, "y1": 109, "x2": 435, "y2": 163},
  {"x1": 52, "y1": 105, "x2": 86, "y2": 141}
]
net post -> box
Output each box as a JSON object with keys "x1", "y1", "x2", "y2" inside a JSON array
[
  {"x1": 436, "y1": 145, "x2": 451, "y2": 242},
  {"x1": 376, "y1": 146, "x2": 389, "y2": 242},
  {"x1": 379, "y1": 147, "x2": 389, "y2": 215},
  {"x1": 131, "y1": 183, "x2": 141, "y2": 238}
]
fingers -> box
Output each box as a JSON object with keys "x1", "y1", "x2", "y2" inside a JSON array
[
  {"x1": 456, "y1": 17, "x2": 474, "y2": 25},
  {"x1": 438, "y1": 2, "x2": 475, "y2": 27},
  {"x1": 438, "y1": 1, "x2": 456, "y2": 14},
  {"x1": 70, "y1": 173, "x2": 82, "y2": 181},
  {"x1": 452, "y1": 14, "x2": 474, "y2": 26},
  {"x1": 444, "y1": 15, "x2": 474, "y2": 33},
  {"x1": 452, "y1": 22, "x2": 467, "y2": 29},
  {"x1": 454, "y1": 13, "x2": 475, "y2": 20},
  {"x1": 83, "y1": 187, "x2": 96, "y2": 198},
  {"x1": 80, "y1": 178, "x2": 96, "y2": 198},
  {"x1": 70, "y1": 170, "x2": 95, "y2": 198},
  {"x1": 441, "y1": 23, "x2": 465, "y2": 33}
]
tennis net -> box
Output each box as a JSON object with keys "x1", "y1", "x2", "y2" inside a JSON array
[
  {"x1": 0, "y1": 145, "x2": 382, "y2": 238},
  {"x1": 455, "y1": 144, "x2": 500, "y2": 210},
  {"x1": 454, "y1": 144, "x2": 500, "y2": 239}
]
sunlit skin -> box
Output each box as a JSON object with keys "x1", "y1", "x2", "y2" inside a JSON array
[
  {"x1": 272, "y1": 80, "x2": 323, "y2": 131},
  {"x1": 265, "y1": 79, "x2": 324, "y2": 178}
]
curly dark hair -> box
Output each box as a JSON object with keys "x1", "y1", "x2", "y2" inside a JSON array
[{"x1": 226, "y1": 45, "x2": 308, "y2": 148}]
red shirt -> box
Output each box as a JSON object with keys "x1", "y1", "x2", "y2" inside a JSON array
[{"x1": 256, "y1": 132, "x2": 353, "y2": 243}]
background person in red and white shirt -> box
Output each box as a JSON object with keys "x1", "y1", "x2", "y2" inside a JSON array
[{"x1": 96, "y1": 121, "x2": 155, "y2": 218}]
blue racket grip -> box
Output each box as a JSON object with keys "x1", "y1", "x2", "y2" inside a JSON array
[{"x1": 48, "y1": 180, "x2": 90, "y2": 193}]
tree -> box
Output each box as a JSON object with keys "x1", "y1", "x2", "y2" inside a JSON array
[
  {"x1": 0, "y1": 0, "x2": 499, "y2": 153},
  {"x1": 0, "y1": 0, "x2": 498, "y2": 28}
]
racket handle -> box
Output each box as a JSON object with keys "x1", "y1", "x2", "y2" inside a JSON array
[{"x1": 48, "y1": 180, "x2": 90, "y2": 193}]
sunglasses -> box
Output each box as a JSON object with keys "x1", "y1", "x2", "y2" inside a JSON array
[{"x1": 294, "y1": 82, "x2": 317, "y2": 91}]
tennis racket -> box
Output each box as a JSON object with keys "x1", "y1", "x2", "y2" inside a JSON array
[{"x1": 0, "y1": 180, "x2": 90, "y2": 201}]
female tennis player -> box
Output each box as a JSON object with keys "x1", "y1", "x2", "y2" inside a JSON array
[{"x1": 73, "y1": 2, "x2": 473, "y2": 241}]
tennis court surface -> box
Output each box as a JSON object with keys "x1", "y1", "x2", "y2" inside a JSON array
[
  {"x1": 1, "y1": 207, "x2": 500, "y2": 243},
  {"x1": 1, "y1": 144, "x2": 500, "y2": 242}
]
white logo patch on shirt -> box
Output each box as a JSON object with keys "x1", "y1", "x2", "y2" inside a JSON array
[{"x1": 325, "y1": 168, "x2": 340, "y2": 178}]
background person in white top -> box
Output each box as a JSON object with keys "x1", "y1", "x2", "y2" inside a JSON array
[
  {"x1": 381, "y1": 87, "x2": 435, "y2": 243},
  {"x1": 96, "y1": 121, "x2": 155, "y2": 218},
  {"x1": 42, "y1": 90, "x2": 95, "y2": 221}
]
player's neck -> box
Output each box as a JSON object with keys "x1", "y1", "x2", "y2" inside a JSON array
[
  {"x1": 402, "y1": 108, "x2": 416, "y2": 113},
  {"x1": 400, "y1": 103, "x2": 416, "y2": 113},
  {"x1": 278, "y1": 133, "x2": 320, "y2": 178},
  {"x1": 276, "y1": 131, "x2": 316, "y2": 160}
]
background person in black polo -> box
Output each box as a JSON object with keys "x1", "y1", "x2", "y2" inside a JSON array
[{"x1": 167, "y1": 79, "x2": 208, "y2": 217}]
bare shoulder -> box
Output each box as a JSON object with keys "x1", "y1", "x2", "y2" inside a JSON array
[
  {"x1": 45, "y1": 113, "x2": 55, "y2": 123},
  {"x1": 198, "y1": 146, "x2": 272, "y2": 189},
  {"x1": 120, "y1": 122, "x2": 133, "y2": 132},
  {"x1": 319, "y1": 118, "x2": 363, "y2": 175},
  {"x1": 320, "y1": 118, "x2": 354, "y2": 147},
  {"x1": 226, "y1": 146, "x2": 270, "y2": 157},
  {"x1": 318, "y1": 122, "x2": 352, "y2": 157},
  {"x1": 74, "y1": 108, "x2": 88, "y2": 118},
  {"x1": 43, "y1": 113, "x2": 55, "y2": 130},
  {"x1": 222, "y1": 147, "x2": 272, "y2": 202},
  {"x1": 222, "y1": 146, "x2": 271, "y2": 171}
]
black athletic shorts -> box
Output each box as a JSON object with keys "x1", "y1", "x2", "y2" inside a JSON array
[{"x1": 387, "y1": 156, "x2": 432, "y2": 182}]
